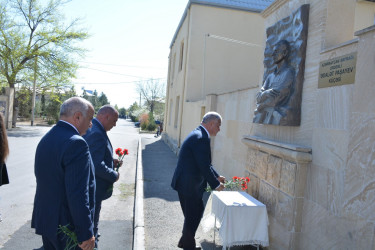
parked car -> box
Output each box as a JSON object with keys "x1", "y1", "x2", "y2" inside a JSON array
[{"x1": 134, "y1": 122, "x2": 140, "y2": 127}]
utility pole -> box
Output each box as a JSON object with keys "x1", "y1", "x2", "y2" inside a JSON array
[{"x1": 31, "y1": 56, "x2": 37, "y2": 126}]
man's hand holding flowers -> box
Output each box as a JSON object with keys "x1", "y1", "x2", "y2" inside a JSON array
[
  {"x1": 217, "y1": 175, "x2": 226, "y2": 183},
  {"x1": 113, "y1": 159, "x2": 123, "y2": 169},
  {"x1": 114, "y1": 148, "x2": 129, "y2": 172}
]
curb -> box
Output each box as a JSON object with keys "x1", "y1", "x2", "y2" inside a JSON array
[{"x1": 133, "y1": 137, "x2": 145, "y2": 250}]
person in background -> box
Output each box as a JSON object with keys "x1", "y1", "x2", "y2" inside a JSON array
[
  {"x1": 83, "y1": 105, "x2": 121, "y2": 248},
  {"x1": 0, "y1": 113, "x2": 9, "y2": 187},
  {"x1": 171, "y1": 112, "x2": 225, "y2": 250},
  {"x1": 0, "y1": 113, "x2": 10, "y2": 222},
  {"x1": 31, "y1": 97, "x2": 96, "y2": 250}
]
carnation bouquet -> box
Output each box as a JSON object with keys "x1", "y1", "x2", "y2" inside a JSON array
[
  {"x1": 206, "y1": 176, "x2": 250, "y2": 192},
  {"x1": 114, "y1": 147, "x2": 129, "y2": 171}
]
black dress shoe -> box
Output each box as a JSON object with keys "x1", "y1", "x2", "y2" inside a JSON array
[{"x1": 177, "y1": 243, "x2": 201, "y2": 249}]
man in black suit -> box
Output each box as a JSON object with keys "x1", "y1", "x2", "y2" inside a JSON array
[
  {"x1": 171, "y1": 112, "x2": 225, "y2": 250},
  {"x1": 83, "y1": 105, "x2": 121, "y2": 248},
  {"x1": 32, "y1": 97, "x2": 95, "y2": 250}
]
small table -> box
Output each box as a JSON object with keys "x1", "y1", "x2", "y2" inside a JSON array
[{"x1": 207, "y1": 191, "x2": 269, "y2": 249}]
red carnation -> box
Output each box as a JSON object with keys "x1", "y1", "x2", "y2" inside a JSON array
[
  {"x1": 114, "y1": 147, "x2": 129, "y2": 172},
  {"x1": 115, "y1": 148, "x2": 123, "y2": 156}
]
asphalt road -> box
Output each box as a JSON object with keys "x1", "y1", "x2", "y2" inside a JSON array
[{"x1": 0, "y1": 119, "x2": 139, "y2": 250}]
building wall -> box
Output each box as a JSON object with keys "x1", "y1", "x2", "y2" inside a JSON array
[
  {"x1": 164, "y1": 7, "x2": 191, "y2": 149},
  {"x1": 354, "y1": 1, "x2": 375, "y2": 33},
  {"x1": 214, "y1": 0, "x2": 375, "y2": 248},
  {"x1": 165, "y1": 0, "x2": 375, "y2": 248},
  {"x1": 165, "y1": 3, "x2": 266, "y2": 149},
  {"x1": 185, "y1": 4, "x2": 265, "y2": 102}
]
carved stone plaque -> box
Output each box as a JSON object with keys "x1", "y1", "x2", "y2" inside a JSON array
[{"x1": 253, "y1": 4, "x2": 309, "y2": 126}]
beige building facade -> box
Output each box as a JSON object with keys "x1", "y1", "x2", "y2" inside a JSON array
[{"x1": 164, "y1": 0, "x2": 375, "y2": 249}]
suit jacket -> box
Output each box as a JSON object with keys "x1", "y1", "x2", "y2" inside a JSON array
[
  {"x1": 83, "y1": 118, "x2": 118, "y2": 201},
  {"x1": 171, "y1": 126, "x2": 220, "y2": 198},
  {"x1": 31, "y1": 121, "x2": 95, "y2": 243}
]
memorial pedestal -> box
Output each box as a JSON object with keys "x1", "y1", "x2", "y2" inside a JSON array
[{"x1": 241, "y1": 135, "x2": 312, "y2": 249}]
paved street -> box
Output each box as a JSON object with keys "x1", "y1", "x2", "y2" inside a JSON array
[{"x1": 0, "y1": 119, "x2": 139, "y2": 250}]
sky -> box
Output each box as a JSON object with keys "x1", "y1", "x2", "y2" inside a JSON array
[{"x1": 61, "y1": 0, "x2": 188, "y2": 108}]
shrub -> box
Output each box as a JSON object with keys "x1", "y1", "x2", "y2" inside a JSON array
[
  {"x1": 147, "y1": 122, "x2": 157, "y2": 131},
  {"x1": 139, "y1": 113, "x2": 149, "y2": 130}
]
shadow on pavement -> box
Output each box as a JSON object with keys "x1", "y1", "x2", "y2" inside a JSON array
[
  {"x1": 7, "y1": 126, "x2": 51, "y2": 138},
  {"x1": 142, "y1": 139, "x2": 179, "y2": 202},
  {"x1": 1, "y1": 219, "x2": 133, "y2": 250},
  {"x1": 1, "y1": 220, "x2": 43, "y2": 250}
]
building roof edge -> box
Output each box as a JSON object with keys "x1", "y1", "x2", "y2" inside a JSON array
[{"x1": 169, "y1": 0, "x2": 268, "y2": 48}]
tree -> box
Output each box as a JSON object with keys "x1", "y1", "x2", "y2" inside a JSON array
[
  {"x1": 16, "y1": 84, "x2": 32, "y2": 118},
  {"x1": 81, "y1": 88, "x2": 110, "y2": 111},
  {"x1": 98, "y1": 92, "x2": 109, "y2": 107},
  {"x1": 0, "y1": 0, "x2": 89, "y2": 121},
  {"x1": 118, "y1": 107, "x2": 126, "y2": 118},
  {"x1": 44, "y1": 86, "x2": 76, "y2": 124},
  {"x1": 127, "y1": 101, "x2": 140, "y2": 122},
  {"x1": 136, "y1": 79, "x2": 166, "y2": 114}
]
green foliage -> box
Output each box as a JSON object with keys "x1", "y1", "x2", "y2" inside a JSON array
[
  {"x1": 141, "y1": 122, "x2": 147, "y2": 130},
  {"x1": 0, "y1": 0, "x2": 89, "y2": 119},
  {"x1": 98, "y1": 92, "x2": 109, "y2": 106},
  {"x1": 128, "y1": 102, "x2": 140, "y2": 122},
  {"x1": 147, "y1": 122, "x2": 157, "y2": 131},
  {"x1": 147, "y1": 111, "x2": 157, "y2": 131},
  {"x1": 81, "y1": 88, "x2": 110, "y2": 111},
  {"x1": 16, "y1": 86, "x2": 32, "y2": 118},
  {"x1": 45, "y1": 94, "x2": 62, "y2": 124},
  {"x1": 42, "y1": 87, "x2": 76, "y2": 124},
  {"x1": 136, "y1": 79, "x2": 165, "y2": 122},
  {"x1": 138, "y1": 112, "x2": 157, "y2": 131},
  {"x1": 58, "y1": 224, "x2": 78, "y2": 250},
  {"x1": 118, "y1": 107, "x2": 126, "y2": 118},
  {"x1": 140, "y1": 113, "x2": 149, "y2": 130}
]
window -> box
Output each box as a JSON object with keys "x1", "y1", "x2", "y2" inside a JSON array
[
  {"x1": 200, "y1": 106, "x2": 206, "y2": 122},
  {"x1": 174, "y1": 96, "x2": 180, "y2": 128},
  {"x1": 179, "y1": 42, "x2": 184, "y2": 72},
  {"x1": 172, "y1": 53, "x2": 176, "y2": 81},
  {"x1": 169, "y1": 99, "x2": 173, "y2": 126}
]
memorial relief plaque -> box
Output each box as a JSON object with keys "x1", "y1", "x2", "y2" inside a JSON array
[
  {"x1": 253, "y1": 4, "x2": 309, "y2": 126},
  {"x1": 318, "y1": 52, "x2": 357, "y2": 88}
]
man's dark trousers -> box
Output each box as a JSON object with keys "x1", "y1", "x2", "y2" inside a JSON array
[{"x1": 178, "y1": 192, "x2": 204, "y2": 249}]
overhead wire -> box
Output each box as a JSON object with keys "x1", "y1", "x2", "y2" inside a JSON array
[
  {"x1": 72, "y1": 78, "x2": 167, "y2": 85},
  {"x1": 78, "y1": 61, "x2": 166, "y2": 70}
]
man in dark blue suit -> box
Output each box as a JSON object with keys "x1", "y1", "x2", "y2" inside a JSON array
[
  {"x1": 32, "y1": 97, "x2": 96, "y2": 250},
  {"x1": 171, "y1": 112, "x2": 225, "y2": 250},
  {"x1": 83, "y1": 105, "x2": 120, "y2": 248}
]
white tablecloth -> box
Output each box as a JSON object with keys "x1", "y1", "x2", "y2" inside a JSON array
[{"x1": 203, "y1": 191, "x2": 269, "y2": 248}]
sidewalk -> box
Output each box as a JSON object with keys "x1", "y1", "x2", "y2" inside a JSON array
[{"x1": 140, "y1": 134, "x2": 260, "y2": 250}]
